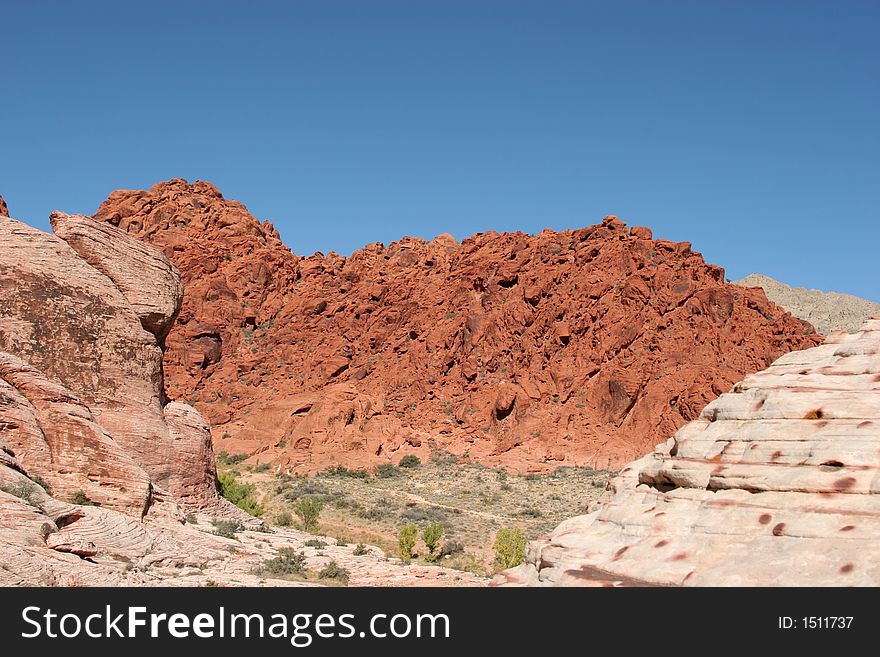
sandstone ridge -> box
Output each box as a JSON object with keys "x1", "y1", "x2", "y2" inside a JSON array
[
  {"x1": 94, "y1": 179, "x2": 821, "y2": 473},
  {"x1": 495, "y1": 318, "x2": 880, "y2": 586}
]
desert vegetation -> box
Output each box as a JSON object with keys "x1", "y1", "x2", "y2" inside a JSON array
[{"x1": 214, "y1": 451, "x2": 613, "y2": 575}]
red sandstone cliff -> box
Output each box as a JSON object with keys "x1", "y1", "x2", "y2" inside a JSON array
[{"x1": 94, "y1": 179, "x2": 822, "y2": 472}]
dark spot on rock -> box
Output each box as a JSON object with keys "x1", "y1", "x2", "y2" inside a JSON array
[
  {"x1": 820, "y1": 460, "x2": 844, "y2": 471},
  {"x1": 840, "y1": 563, "x2": 854, "y2": 574},
  {"x1": 654, "y1": 540, "x2": 669, "y2": 548},
  {"x1": 804, "y1": 409, "x2": 823, "y2": 420},
  {"x1": 612, "y1": 546, "x2": 630, "y2": 561},
  {"x1": 858, "y1": 421, "x2": 874, "y2": 429},
  {"x1": 759, "y1": 513, "x2": 772, "y2": 525},
  {"x1": 670, "y1": 552, "x2": 688, "y2": 561},
  {"x1": 834, "y1": 477, "x2": 857, "y2": 491},
  {"x1": 772, "y1": 523, "x2": 786, "y2": 536},
  {"x1": 771, "y1": 450, "x2": 782, "y2": 461},
  {"x1": 839, "y1": 525, "x2": 855, "y2": 532},
  {"x1": 711, "y1": 465, "x2": 726, "y2": 475},
  {"x1": 654, "y1": 512, "x2": 666, "y2": 517},
  {"x1": 752, "y1": 398, "x2": 766, "y2": 411}
]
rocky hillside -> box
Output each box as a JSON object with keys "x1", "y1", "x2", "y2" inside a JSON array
[
  {"x1": 495, "y1": 318, "x2": 880, "y2": 586},
  {"x1": 736, "y1": 274, "x2": 880, "y2": 335},
  {"x1": 0, "y1": 203, "x2": 480, "y2": 586},
  {"x1": 93, "y1": 179, "x2": 821, "y2": 472}
]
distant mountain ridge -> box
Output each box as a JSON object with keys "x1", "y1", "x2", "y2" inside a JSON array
[{"x1": 735, "y1": 274, "x2": 880, "y2": 335}]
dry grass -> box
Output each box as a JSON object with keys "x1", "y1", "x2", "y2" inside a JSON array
[{"x1": 221, "y1": 459, "x2": 613, "y2": 575}]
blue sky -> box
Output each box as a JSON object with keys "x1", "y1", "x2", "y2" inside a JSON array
[{"x1": 2, "y1": 1, "x2": 877, "y2": 300}]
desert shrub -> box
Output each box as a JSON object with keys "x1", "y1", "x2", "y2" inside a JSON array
[
  {"x1": 374, "y1": 463, "x2": 401, "y2": 479},
  {"x1": 524, "y1": 473, "x2": 540, "y2": 481},
  {"x1": 30, "y1": 474, "x2": 52, "y2": 494},
  {"x1": 283, "y1": 480, "x2": 329, "y2": 501},
  {"x1": 304, "y1": 539, "x2": 327, "y2": 548},
  {"x1": 353, "y1": 543, "x2": 369, "y2": 556},
  {"x1": 1, "y1": 480, "x2": 40, "y2": 505},
  {"x1": 254, "y1": 462, "x2": 271, "y2": 473},
  {"x1": 423, "y1": 521, "x2": 444, "y2": 560},
  {"x1": 217, "y1": 471, "x2": 264, "y2": 517},
  {"x1": 275, "y1": 511, "x2": 293, "y2": 527},
  {"x1": 318, "y1": 561, "x2": 350, "y2": 584},
  {"x1": 430, "y1": 450, "x2": 458, "y2": 466},
  {"x1": 322, "y1": 465, "x2": 370, "y2": 479},
  {"x1": 398, "y1": 454, "x2": 421, "y2": 469},
  {"x1": 441, "y1": 539, "x2": 464, "y2": 557},
  {"x1": 294, "y1": 498, "x2": 324, "y2": 533},
  {"x1": 216, "y1": 451, "x2": 248, "y2": 466},
  {"x1": 399, "y1": 505, "x2": 447, "y2": 524},
  {"x1": 516, "y1": 507, "x2": 543, "y2": 518},
  {"x1": 71, "y1": 490, "x2": 94, "y2": 506},
  {"x1": 185, "y1": 513, "x2": 198, "y2": 524},
  {"x1": 255, "y1": 548, "x2": 306, "y2": 577},
  {"x1": 212, "y1": 519, "x2": 242, "y2": 539},
  {"x1": 494, "y1": 528, "x2": 526, "y2": 570},
  {"x1": 398, "y1": 524, "x2": 418, "y2": 563}
]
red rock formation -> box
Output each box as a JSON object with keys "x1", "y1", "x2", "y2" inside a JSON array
[
  {"x1": 94, "y1": 180, "x2": 822, "y2": 472},
  {"x1": 0, "y1": 196, "x2": 8, "y2": 217}
]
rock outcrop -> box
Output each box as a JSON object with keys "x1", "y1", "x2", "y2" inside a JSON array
[
  {"x1": 0, "y1": 205, "x2": 483, "y2": 587},
  {"x1": 93, "y1": 179, "x2": 821, "y2": 472},
  {"x1": 0, "y1": 212, "x2": 226, "y2": 515},
  {"x1": 495, "y1": 318, "x2": 880, "y2": 586},
  {"x1": 0, "y1": 196, "x2": 8, "y2": 217},
  {"x1": 736, "y1": 273, "x2": 880, "y2": 335}
]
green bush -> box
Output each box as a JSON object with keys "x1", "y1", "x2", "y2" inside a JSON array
[
  {"x1": 185, "y1": 513, "x2": 198, "y2": 524},
  {"x1": 304, "y1": 539, "x2": 327, "y2": 548},
  {"x1": 255, "y1": 548, "x2": 306, "y2": 577},
  {"x1": 71, "y1": 490, "x2": 94, "y2": 506},
  {"x1": 212, "y1": 519, "x2": 242, "y2": 539},
  {"x1": 216, "y1": 451, "x2": 248, "y2": 466},
  {"x1": 254, "y1": 462, "x2": 271, "y2": 473},
  {"x1": 274, "y1": 511, "x2": 293, "y2": 527},
  {"x1": 422, "y1": 521, "x2": 444, "y2": 560},
  {"x1": 217, "y1": 471, "x2": 264, "y2": 517},
  {"x1": 318, "y1": 561, "x2": 350, "y2": 584},
  {"x1": 398, "y1": 523, "x2": 418, "y2": 563},
  {"x1": 353, "y1": 543, "x2": 369, "y2": 556},
  {"x1": 294, "y1": 498, "x2": 324, "y2": 533},
  {"x1": 374, "y1": 463, "x2": 401, "y2": 479},
  {"x1": 398, "y1": 454, "x2": 421, "y2": 469},
  {"x1": 322, "y1": 465, "x2": 370, "y2": 479},
  {"x1": 493, "y1": 528, "x2": 526, "y2": 570}
]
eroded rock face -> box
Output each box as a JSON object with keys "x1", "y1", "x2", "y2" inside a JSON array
[
  {"x1": 0, "y1": 213, "x2": 222, "y2": 514},
  {"x1": 50, "y1": 212, "x2": 183, "y2": 342},
  {"x1": 495, "y1": 318, "x2": 880, "y2": 586},
  {"x1": 0, "y1": 196, "x2": 8, "y2": 217},
  {"x1": 94, "y1": 180, "x2": 821, "y2": 472},
  {"x1": 0, "y1": 352, "x2": 151, "y2": 515}
]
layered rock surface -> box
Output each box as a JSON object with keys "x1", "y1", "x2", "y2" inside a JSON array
[
  {"x1": 495, "y1": 318, "x2": 880, "y2": 586},
  {"x1": 93, "y1": 179, "x2": 821, "y2": 472}
]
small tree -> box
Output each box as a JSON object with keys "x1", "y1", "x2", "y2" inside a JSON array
[
  {"x1": 293, "y1": 498, "x2": 324, "y2": 533},
  {"x1": 398, "y1": 523, "x2": 418, "y2": 563},
  {"x1": 494, "y1": 528, "x2": 526, "y2": 570},
  {"x1": 274, "y1": 511, "x2": 293, "y2": 527},
  {"x1": 422, "y1": 521, "x2": 444, "y2": 561}
]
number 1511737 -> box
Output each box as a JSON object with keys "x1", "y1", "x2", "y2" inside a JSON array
[{"x1": 778, "y1": 617, "x2": 853, "y2": 629}]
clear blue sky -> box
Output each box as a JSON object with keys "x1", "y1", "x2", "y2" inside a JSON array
[{"x1": 2, "y1": 1, "x2": 877, "y2": 300}]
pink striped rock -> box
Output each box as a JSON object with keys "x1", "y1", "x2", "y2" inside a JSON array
[{"x1": 496, "y1": 318, "x2": 880, "y2": 586}]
